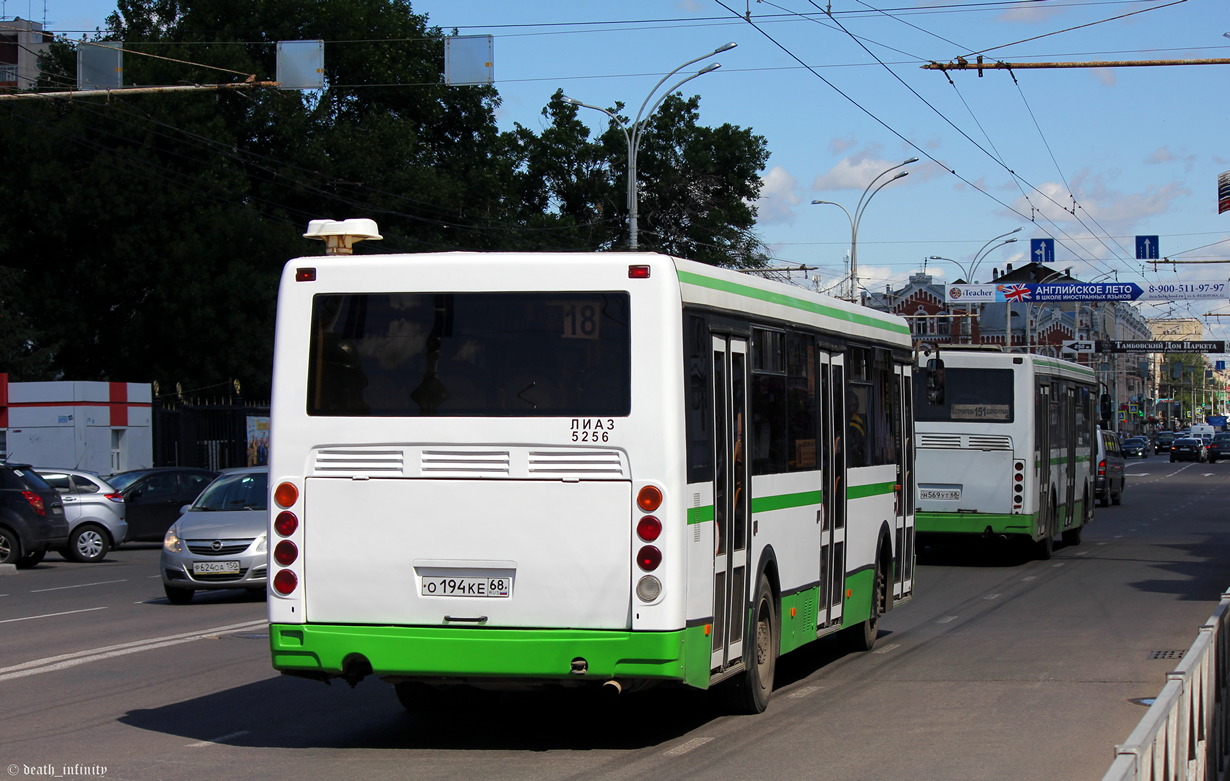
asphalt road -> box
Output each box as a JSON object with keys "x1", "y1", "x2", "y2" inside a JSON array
[{"x1": 1, "y1": 455, "x2": 1226, "y2": 781}]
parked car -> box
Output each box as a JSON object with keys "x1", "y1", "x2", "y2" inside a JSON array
[
  {"x1": 1206, "y1": 433, "x2": 1230, "y2": 463},
  {"x1": 1170, "y1": 437, "x2": 1208, "y2": 463},
  {"x1": 1120, "y1": 436, "x2": 1152, "y2": 458},
  {"x1": 160, "y1": 467, "x2": 268, "y2": 604},
  {"x1": 36, "y1": 469, "x2": 128, "y2": 563},
  {"x1": 1095, "y1": 429, "x2": 1126, "y2": 506},
  {"x1": 0, "y1": 462, "x2": 68, "y2": 567},
  {"x1": 106, "y1": 467, "x2": 218, "y2": 541}
]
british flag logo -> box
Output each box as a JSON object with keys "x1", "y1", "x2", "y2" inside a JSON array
[{"x1": 999, "y1": 284, "x2": 1033, "y2": 302}]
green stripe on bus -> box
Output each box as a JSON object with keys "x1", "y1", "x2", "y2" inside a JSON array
[
  {"x1": 847, "y1": 481, "x2": 897, "y2": 500},
  {"x1": 687, "y1": 489, "x2": 823, "y2": 525},
  {"x1": 687, "y1": 505, "x2": 714, "y2": 525},
  {"x1": 676, "y1": 269, "x2": 911, "y2": 335},
  {"x1": 751, "y1": 490, "x2": 823, "y2": 513}
]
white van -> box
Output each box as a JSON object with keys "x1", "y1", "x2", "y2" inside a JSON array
[{"x1": 1190, "y1": 423, "x2": 1215, "y2": 444}]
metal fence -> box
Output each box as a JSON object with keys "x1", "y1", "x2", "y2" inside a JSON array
[
  {"x1": 152, "y1": 397, "x2": 270, "y2": 471},
  {"x1": 1103, "y1": 590, "x2": 1230, "y2": 781}
]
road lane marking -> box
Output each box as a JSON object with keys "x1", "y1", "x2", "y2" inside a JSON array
[
  {"x1": 0, "y1": 619, "x2": 267, "y2": 682},
  {"x1": 0, "y1": 607, "x2": 108, "y2": 624},
  {"x1": 31, "y1": 579, "x2": 128, "y2": 593},
  {"x1": 984, "y1": 593, "x2": 1001, "y2": 600},
  {"x1": 187, "y1": 730, "x2": 251, "y2": 748},
  {"x1": 937, "y1": 615, "x2": 958, "y2": 623},
  {"x1": 786, "y1": 685, "x2": 821, "y2": 699},
  {"x1": 873, "y1": 643, "x2": 900, "y2": 655},
  {"x1": 665, "y1": 737, "x2": 714, "y2": 756}
]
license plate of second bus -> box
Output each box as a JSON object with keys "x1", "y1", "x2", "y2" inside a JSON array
[
  {"x1": 920, "y1": 488, "x2": 961, "y2": 500},
  {"x1": 193, "y1": 560, "x2": 240, "y2": 575},
  {"x1": 421, "y1": 576, "x2": 512, "y2": 598}
]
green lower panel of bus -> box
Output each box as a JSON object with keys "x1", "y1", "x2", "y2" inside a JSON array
[
  {"x1": 916, "y1": 511, "x2": 1038, "y2": 537},
  {"x1": 270, "y1": 623, "x2": 713, "y2": 689},
  {"x1": 917, "y1": 505, "x2": 1086, "y2": 540}
]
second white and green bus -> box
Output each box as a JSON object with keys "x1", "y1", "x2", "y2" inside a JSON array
[
  {"x1": 913, "y1": 348, "x2": 1096, "y2": 558},
  {"x1": 266, "y1": 219, "x2": 916, "y2": 713}
]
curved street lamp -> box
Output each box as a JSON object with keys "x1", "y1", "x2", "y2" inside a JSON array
[
  {"x1": 562, "y1": 42, "x2": 736, "y2": 250},
  {"x1": 926, "y1": 228, "x2": 1022, "y2": 343},
  {"x1": 811, "y1": 156, "x2": 917, "y2": 301}
]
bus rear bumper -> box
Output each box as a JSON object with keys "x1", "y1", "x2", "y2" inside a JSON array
[
  {"x1": 270, "y1": 623, "x2": 709, "y2": 688},
  {"x1": 916, "y1": 511, "x2": 1034, "y2": 537}
]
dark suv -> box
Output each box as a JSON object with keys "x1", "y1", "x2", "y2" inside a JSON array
[{"x1": 0, "y1": 463, "x2": 68, "y2": 567}]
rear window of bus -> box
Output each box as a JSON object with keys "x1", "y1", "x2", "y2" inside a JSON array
[{"x1": 307, "y1": 292, "x2": 631, "y2": 417}]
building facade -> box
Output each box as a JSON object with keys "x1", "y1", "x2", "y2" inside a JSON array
[{"x1": 0, "y1": 374, "x2": 153, "y2": 473}]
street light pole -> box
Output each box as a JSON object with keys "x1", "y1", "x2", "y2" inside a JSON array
[
  {"x1": 927, "y1": 228, "x2": 1022, "y2": 346},
  {"x1": 562, "y1": 42, "x2": 735, "y2": 250},
  {"x1": 812, "y1": 156, "x2": 917, "y2": 301}
]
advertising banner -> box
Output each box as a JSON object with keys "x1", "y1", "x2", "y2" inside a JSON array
[{"x1": 946, "y1": 281, "x2": 1229, "y2": 303}]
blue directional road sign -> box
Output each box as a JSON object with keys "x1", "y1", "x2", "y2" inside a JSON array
[
  {"x1": 1136, "y1": 235, "x2": 1160, "y2": 260},
  {"x1": 1030, "y1": 238, "x2": 1054, "y2": 265}
]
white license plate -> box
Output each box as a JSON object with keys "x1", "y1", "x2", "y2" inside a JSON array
[
  {"x1": 421, "y1": 576, "x2": 511, "y2": 598},
  {"x1": 920, "y1": 488, "x2": 961, "y2": 501},
  {"x1": 193, "y1": 560, "x2": 241, "y2": 575}
]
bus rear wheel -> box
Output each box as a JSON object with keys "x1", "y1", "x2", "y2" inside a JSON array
[
  {"x1": 848, "y1": 556, "x2": 886, "y2": 653},
  {"x1": 724, "y1": 574, "x2": 777, "y2": 714},
  {"x1": 1035, "y1": 496, "x2": 1055, "y2": 560}
]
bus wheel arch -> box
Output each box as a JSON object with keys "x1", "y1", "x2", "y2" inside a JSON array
[
  {"x1": 848, "y1": 527, "x2": 892, "y2": 653},
  {"x1": 723, "y1": 550, "x2": 780, "y2": 715},
  {"x1": 1035, "y1": 491, "x2": 1056, "y2": 560}
]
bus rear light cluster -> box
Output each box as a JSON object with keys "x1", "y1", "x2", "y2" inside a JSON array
[
  {"x1": 273, "y1": 481, "x2": 301, "y2": 596},
  {"x1": 1013, "y1": 460, "x2": 1025, "y2": 509},
  {"x1": 635, "y1": 485, "x2": 665, "y2": 603}
]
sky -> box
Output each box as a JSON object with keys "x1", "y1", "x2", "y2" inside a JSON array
[{"x1": 22, "y1": 0, "x2": 1230, "y2": 337}]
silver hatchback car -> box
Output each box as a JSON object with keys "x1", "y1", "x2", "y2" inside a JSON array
[
  {"x1": 160, "y1": 467, "x2": 268, "y2": 604},
  {"x1": 37, "y1": 469, "x2": 128, "y2": 563}
]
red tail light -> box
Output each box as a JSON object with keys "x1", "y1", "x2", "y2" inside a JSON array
[
  {"x1": 21, "y1": 491, "x2": 45, "y2": 516},
  {"x1": 274, "y1": 511, "x2": 298, "y2": 536},
  {"x1": 1098, "y1": 459, "x2": 1106, "y2": 476},
  {"x1": 637, "y1": 516, "x2": 662, "y2": 542},
  {"x1": 637, "y1": 546, "x2": 662, "y2": 571},
  {"x1": 274, "y1": 541, "x2": 298, "y2": 566},
  {"x1": 103, "y1": 492, "x2": 124, "y2": 503},
  {"x1": 273, "y1": 569, "x2": 298, "y2": 595}
]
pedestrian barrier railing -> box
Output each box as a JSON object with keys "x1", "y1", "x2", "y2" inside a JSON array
[{"x1": 1103, "y1": 590, "x2": 1230, "y2": 781}]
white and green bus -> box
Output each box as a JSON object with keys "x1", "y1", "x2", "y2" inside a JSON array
[
  {"x1": 267, "y1": 219, "x2": 915, "y2": 713},
  {"x1": 913, "y1": 348, "x2": 1096, "y2": 558}
]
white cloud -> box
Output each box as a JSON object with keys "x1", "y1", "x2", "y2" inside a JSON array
[
  {"x1": 1009, "y1": 170, "x2": 1190, "y2": 228},
  {"x1": 755, "y1": 166, "x2": 801, "y2": 225}
]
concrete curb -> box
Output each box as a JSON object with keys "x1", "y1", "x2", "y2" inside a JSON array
[{"x1": 0, "y1": 563, "x2": 16, "y2": 577}]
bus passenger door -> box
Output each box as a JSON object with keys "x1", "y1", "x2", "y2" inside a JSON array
[
  {"x1": 820, "y1": 354, "x2": 846, "y2": 628},
  {"x1": 1064, "y1": 385, "x2": 1077, "y2": 524},
  {"x1": 711, "y1": 335, "x2": 751, "y2": 671},
  {"x1": 894, "y1": 366, "x2": 914, "y2": 600}
]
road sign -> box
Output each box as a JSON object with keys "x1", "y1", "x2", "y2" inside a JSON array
[
  {"x1": 1062, "y1": 340, "x2": 1096, "y2": 353},
  {"x1": 1135, "y1": 235, "x2": 1160, "y2": 260},
  {"x1": 1030, "y1": 238, "x2": 1054, "y2": 265}
]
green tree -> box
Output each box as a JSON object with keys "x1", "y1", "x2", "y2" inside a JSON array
[{"x1": 509, "y1": 90, "x2": 771, "y2": 265}]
